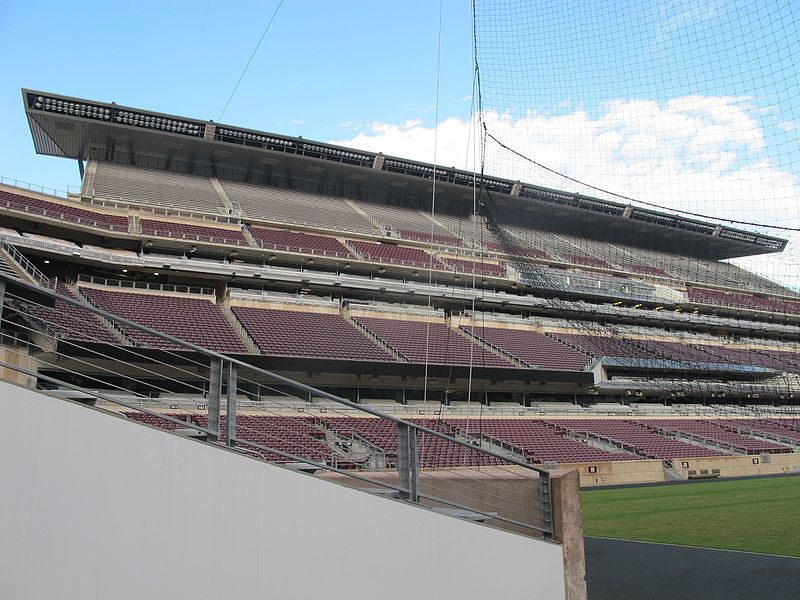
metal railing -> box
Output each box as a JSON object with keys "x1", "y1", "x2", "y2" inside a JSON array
[
  {"x1": 0, "y1": 241, "x2": 53, "y2": 288},
  {"x1": 0, "y1": 175, "x2": 72, "y2": 199},
  {"x1": 0, "y1": 272, "x2": 554, "y2": 537}
]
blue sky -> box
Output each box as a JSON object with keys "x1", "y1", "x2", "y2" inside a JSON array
[
  {"x1": 1, "y1": 0, "x2": 798, "y2": 272},
  {"x1": 0, "y1": 1, "x2": 474, "y2": 192}
]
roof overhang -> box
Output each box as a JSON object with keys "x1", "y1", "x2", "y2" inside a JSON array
[{"x1": 23, "y1": 89, "x2": 787, "y2": 260}]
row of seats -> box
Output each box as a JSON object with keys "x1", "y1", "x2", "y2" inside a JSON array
[
  {"x1": 1, "y1": 189, "x2": 128, "y2": 231},
  {"x1": 352, "y1": 316, "x2": 516, "y2": 368},
  {"x1": 26, "y1": 283, "x2": 119, "y2": 344},
  {"x1": 232, "y1": 307, "x2": 396, "y2": 362},
  {"x1": 26, "y1": 284, "x2": 800, "y2": 375},
  {"x1": 688, "y1": 286, "x2": 800, "y2": 315},
  {"x1": 123, "y1": 413, "x2": 792, "y2": 467},
  {"x1": 8, "y1": 178, "x2": 797, "y2": 315},
  {"x1": 648, "y1": 419, "x2": 791, "y2": 454},
  {"x1": 80, "y1": 287, "x2": 247, "y2": 353},
  {"x1": 550, "y1": 332, "x2": 800, "y2": 373},
  {"x1": 448, "y1": 419, "x2": 635, "y2": 463},
  {"x1": 554, "y1": 419, "x2": 734, "y2": 459},
  {"x1": 463, "y1": 326, "x2": 589, "y2": 371},
  {"x1": 140, "y1": 219, "x2": 248, "y2": 245}
]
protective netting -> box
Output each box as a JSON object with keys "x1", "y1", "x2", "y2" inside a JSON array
[
  {"x1": 470, "y1": 0, "x2": 800, "y2": 403},
  {"x1": 473, "y1": 0, "x2": 799, "y2": 287}
]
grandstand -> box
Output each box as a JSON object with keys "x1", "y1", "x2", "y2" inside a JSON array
[
  {"x1": 2, "y1": 89, "x2": 800, "y2": 598},
  {"x1": 0, "y1": 88, "x2": 796, "y2": 451}
]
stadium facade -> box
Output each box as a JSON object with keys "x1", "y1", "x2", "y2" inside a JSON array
[
  {"x1": 4, "y1": 88, "x2": 800, "y2": 598},
  {"x1": 2, "y1": 89, "x2": 800, "y2": 485}
]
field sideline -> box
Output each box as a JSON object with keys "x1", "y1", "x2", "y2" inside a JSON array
[{"x1": 580, "y1": 474, "x2": 800, "y2": 557}]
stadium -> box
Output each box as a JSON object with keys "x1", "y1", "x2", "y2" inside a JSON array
[{"x1": 1, "y1": 3, "x2": 799, "y2": 600}]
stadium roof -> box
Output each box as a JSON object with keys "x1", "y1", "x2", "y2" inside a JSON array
[{"x1": 23, "y1": 89, "x2": 787, "y2": 260}]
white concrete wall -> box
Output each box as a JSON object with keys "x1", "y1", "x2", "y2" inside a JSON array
[{"x1": 0, "y1": 380, "x2": 566, "y2": 600}]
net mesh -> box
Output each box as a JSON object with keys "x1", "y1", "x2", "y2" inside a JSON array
[
  {"x1": 470, "y1": 0, "x2": 800, "y2": 403},
  {"x1": 473, "y1": 0, "x2": 799, "y2": 285}
]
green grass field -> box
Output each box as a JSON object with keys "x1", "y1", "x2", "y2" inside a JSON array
[{"x1": 581, "y1": 475, "x2": 800, "y2": 557}]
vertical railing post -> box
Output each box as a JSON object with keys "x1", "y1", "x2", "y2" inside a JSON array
[
  {"x1": 208, "y1": 357, "x2": 222, "y2": 442},
  {"x1": 397, "y1": 422, "x2": 419, "y2": 502},
  {"x1": 226, "y1": 363, "x2": 237, "y2": 447},
  {"x1": 540, "y1": 470, "x2": 553, "y2": 538},
  {"x1": 408, "y1": 426, "x2": 419, "y2": 502}
]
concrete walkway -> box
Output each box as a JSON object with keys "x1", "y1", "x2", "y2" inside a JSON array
[{"x1": 585, "y1": 536, "x2": 800, "y2": 600}]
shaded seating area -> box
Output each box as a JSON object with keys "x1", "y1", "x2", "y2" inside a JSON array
[
  {"x1": 462, "y1": 326, "x2": 590, "y2": 371},
  {"x1": 687, "y1": 286, "x2": 800, "y2": 314},
  {"x1": 93, "y1": 161, "x2": 224, "y2": 212},
  {"x1": 248, "y1": 227, "x2": 352, "y2": 257},
  {"x1": 221, "y1": 182, "x2": 375, "y2": 233},
  {"x1": 620, "y1": 263, "x2": 670, "y2": 277},
  {"x1": 395, "y1": 229, "x2": 464, "y2": 247},
  {"x1": 26, "y1": 282, "x2": 119, "y2": 344},
  {"x1": 353, "y1": 316, "x2": 517, "y2": 367},
  {"x1": 140, "y1": 219, "x2": 247, "y2": 245},
  {"x1": 232, "y1": 306, "x2": 397, "y2": 362},
  {"x1": 348, "y1": 240, "x2": 443, "y2": 269},
  {"x1": 442, "y1": 257, "x2": 508, "y2": 278},
  {"x1": 80, "y1": 287, "x2": 247, "y2": 353}
]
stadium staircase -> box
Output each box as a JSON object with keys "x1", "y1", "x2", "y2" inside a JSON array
[
  {"x1": 454, "y1": 323, "x2": 530, "y2": 368},
  {"x1": 239, "y1": 225, "x2": 260, "y2": 248},
  {"x1": 321, "y1": 423, "x2": 390, "y2": 469},
  {"x1": 210, "y1": 177, "x2": 236, "y2": 215},
  {"x1": 644, "y1": 424, "x2": 744, "y2": 456},
  {"x1": 448, "y1": 424, "x2": 532, "y2": 464},
  {"x1": 128, "y1": 214, "x2": 141, "y2": 234},
  {"x1": 219, "y1": 299, "x2": 260, "y2": 354},
  {"x1": 0, "y1": 252, "x2": 20, "y2": 282},
  {"x1": 71, "y1": 283, "x2": 132, "y2": 344},
  {"x1": 341, "y1": 240, "x2": 366, "y2": 260},
  {"x1": 0, "y1": 240, "x2": 51, "y2": 288},
  {"x1": 662, "y1": 459, "x2": 687, "y2": 481},
  {"x1": 344, "y1": 199, "x2": 387, "y2": 235},
  {"x1": 342, "y1": 308, "x2": 411, "y2": 362}
]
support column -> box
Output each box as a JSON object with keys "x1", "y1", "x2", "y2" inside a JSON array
[
  {"x1": 208, "y1": 358, "x2": 222, "y2": 442},
  {"x1": 226, "y1": 363, "x2": 237, "y2": 447},
  {"x1": 396, "y1": 423, "x2": 419, "y2": 502},
  {"x1": 550, "y1": 468, "x2": 588, "y2": 600}
]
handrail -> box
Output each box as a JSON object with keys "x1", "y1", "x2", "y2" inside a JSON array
[
  {"x1": 0, "y1": 271, "x2": 548, "y2": 472},
  {"x1": 0, "y1": 240, "x2": 53, "y2": 288},
  {"x1": 0, "y1": 271, "x2": 554, "y2": 535},
  {"x1": 0, "y1": 175, "x2": 71, "y2": 198}
]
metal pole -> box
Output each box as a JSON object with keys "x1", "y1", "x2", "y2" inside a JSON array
[
  {"x1": 226, "y1": 362, "x2": 237, "y2": 447},
  {"x1": 0, "y1": 280, "x2": 6, "y2": 325},
  {"x1": 408, "y1": 426, "x2": 419, "y2": 503},
  {"x1": 397, "y1": 422, "x2": 410, "y2": 500},
  {"x1": 208, "y1": 357, "x2": 222, "y2": 442}
]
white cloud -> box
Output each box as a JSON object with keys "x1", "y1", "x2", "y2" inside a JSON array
[{"x1": 330, "y1": 95, "x2": 800, "y2": 288}]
